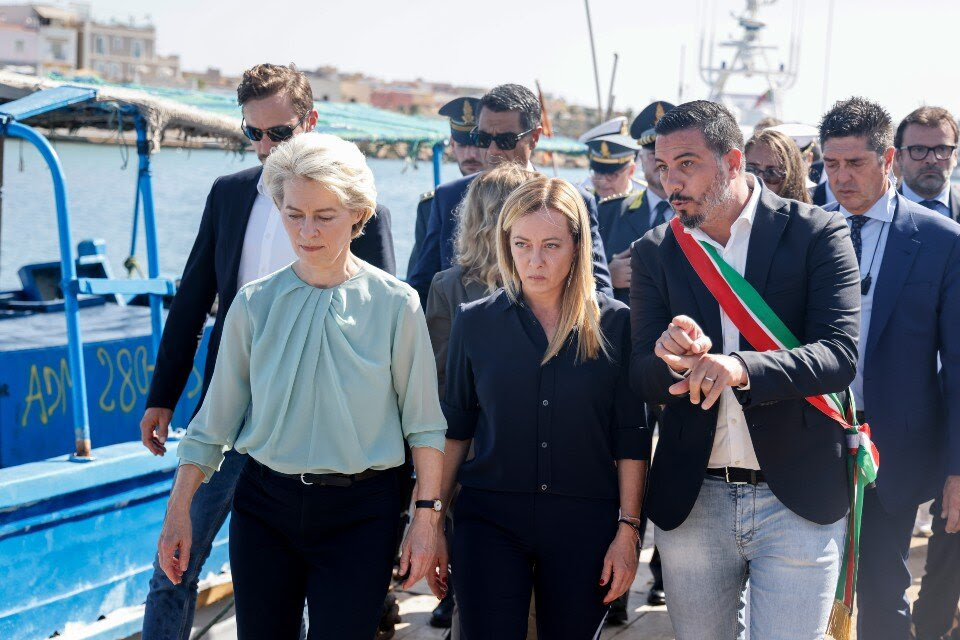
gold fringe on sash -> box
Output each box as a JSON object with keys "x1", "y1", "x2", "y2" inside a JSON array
[{"x1": 825, "y1": 599, "x2": 852, "y2": 640}]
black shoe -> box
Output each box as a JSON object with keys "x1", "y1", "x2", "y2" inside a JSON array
[
  {"x1": 606, "y1": 593, "x2": 629, "y2": 625},
  {"x1": 646, "y1": 587, "x2": 666, "y2": 606},
  {"x1": 430, "y1": 593, "x2": 455, "y2": 629}
]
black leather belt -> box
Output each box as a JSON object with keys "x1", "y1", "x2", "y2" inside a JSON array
[
  {"x1": 706, "y1": 467, "x2": 766, "y2": 485},
  {"x1": 251, "y1": 458, "x2": 384, "y2": 487}
]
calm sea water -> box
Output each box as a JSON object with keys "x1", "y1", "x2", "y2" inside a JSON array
[{"x1": 0, "y1": 140, "x2": 586, "y2": 290}]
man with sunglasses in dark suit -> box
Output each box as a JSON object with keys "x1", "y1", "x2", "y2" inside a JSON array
[
  {"x1": 138, "y1": 63, "x2": 396, "y2": 640},
  {"x1": 406, "y1": 83, "x2": 612, "y2": 304}
]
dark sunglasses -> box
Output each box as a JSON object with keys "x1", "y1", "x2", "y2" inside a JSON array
[
  {"x1": 470, "y1": 127, "x2": 534, "y2": 151},
  {"x1": 241, "y1": 113, "x2": 308, "y2": 143},
  {"x1": 746, "y1": 164, "x2": 787, "y2": 185},
  {"x1": 899, "y1": 144, "x2": 957, "y2": 162}
]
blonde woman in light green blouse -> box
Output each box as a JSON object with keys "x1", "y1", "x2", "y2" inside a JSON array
[{"x1": 156, "y1": 132, "x2": 447, "y2": 639}]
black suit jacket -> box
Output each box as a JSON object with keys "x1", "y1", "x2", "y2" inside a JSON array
[
  {"x1": 146, "y1": 165, "x2": 396, "y2": 411},
  {"x1": 811, "y1": 181, "x2": 830, "y2": 207},
  {"x1": 629, "y1": 185, "x2": 860, "y2": 529}
]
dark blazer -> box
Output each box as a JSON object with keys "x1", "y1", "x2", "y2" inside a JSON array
[
  {"x1": 811, "y1": 181, "x2": 830, "y2": 207},
  {"x1": 146, "y1": 165, "x2": 396, "y2": 411},
  {"x1": 407, "y1": 172, "x2": 613, "y2": 304},
  {"x1": 424, "y1": 265, "x2": 490, "y2": 399},
  {"x1": 825, "y1": 195, "x2": 960, "y2": 511},
  {"x1": 630, "y1": 185, "x2": 861, "y2": 529},
  {"x1": 406, "y1": 190, "x2": 434, "y2": 276},
  {"x1": 598, "y1": 189, "x2": 660, "y2": 304}
]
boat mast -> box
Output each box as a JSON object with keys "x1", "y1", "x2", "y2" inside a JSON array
[
  {"x1": 698, "y1": 0, "x2": 799, "y2": 123},
  {"x1": 583, "y1": 0, "x2": 604, "y2": 125}
]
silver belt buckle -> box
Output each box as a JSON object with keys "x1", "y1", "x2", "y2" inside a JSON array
[
  {"x1": 725, "y1": 467, "x2": 747, "y2": 485},
  {"x1": 300, "y1": 473, "x2": 313, "y2": 486}
]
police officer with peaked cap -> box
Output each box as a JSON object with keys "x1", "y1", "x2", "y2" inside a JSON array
[{"x1": 407, "y1": 97, "x2": 484, "y2": 276}]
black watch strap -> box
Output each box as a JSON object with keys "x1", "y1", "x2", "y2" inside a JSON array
[{"x1": 415, "y1": 499, "x2": 442, "y2": 512}]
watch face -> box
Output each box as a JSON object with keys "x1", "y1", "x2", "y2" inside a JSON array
[{"x1": 433, "y1": 499, "x2": 442, "y2": 512}]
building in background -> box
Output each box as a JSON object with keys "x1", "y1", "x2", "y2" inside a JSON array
[{"x1": 0, "y1": 3, "x2": 79, "y2": 75}]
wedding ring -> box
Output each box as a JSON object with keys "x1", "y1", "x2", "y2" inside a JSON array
[{"x1": 704, "y1": 376, "x2": 716, "y2": 382}]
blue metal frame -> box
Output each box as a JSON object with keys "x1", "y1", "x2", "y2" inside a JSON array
[
  {"x1": 0, "y1": 90, "x2": 172, "y2": 458},
  {"x1": 1, "y1": 121, "x2": 93, "y2": 457},
  {"x1": 432, "y1": 141, "x2": 444, "y2": 187}
]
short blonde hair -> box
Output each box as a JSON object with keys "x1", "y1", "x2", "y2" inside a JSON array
[
  {"x1": 496, "y1": 176, "x2": 608, "y2": 364},
  {"x1": 263, "y1": 132, "x2": 377, "y2": 238},
  {"x1": 455, "y1": 164, "x2": 536, "y2": 293}
]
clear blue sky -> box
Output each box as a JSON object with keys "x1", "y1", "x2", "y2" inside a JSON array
[{"x1": 80, "y1": 0, "x2": 958, "y2": 126}]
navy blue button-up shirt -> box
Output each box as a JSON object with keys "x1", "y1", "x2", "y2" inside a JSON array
[{"x1": 442, "y1": 289, "x2": 649, "y2": 499}]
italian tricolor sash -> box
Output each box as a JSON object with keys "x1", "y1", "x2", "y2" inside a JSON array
[{"x1": 669, "y1": 217, "x2": 879, "y2": 640}]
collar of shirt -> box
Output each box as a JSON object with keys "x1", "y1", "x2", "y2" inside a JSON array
[
  {"x1": 901, "y1": 179, "x2": 950, "y2": 210},
  {"x1": 685, "y1": 174, "x2": 762, "y2": 250},
  {"x1": 256, "y1": 169, "x2": 268, "y2": 198},
  {"x1": 646, "y1": 188, "x2": 664, "y2": 212},
  {"x1": 839, "y1": 181, "x2": 897, "y2": 224}
]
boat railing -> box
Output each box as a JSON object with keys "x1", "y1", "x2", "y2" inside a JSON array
[{"x1": 0, "y1": 86, "x2": 173, "y2": 459}]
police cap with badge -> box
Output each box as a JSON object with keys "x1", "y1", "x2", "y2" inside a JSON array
[
  {"x1": 578, "y1": 116, "x2": 640, "y2": 174},
  {"x1": 630, "y1": 101, "x2": 676, "y2": 148},
  {"x1": 439, "y1": 97, "x2": 480, "y2": 145}
]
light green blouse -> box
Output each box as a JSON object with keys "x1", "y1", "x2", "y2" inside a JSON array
[{"x1": 177, "y1": 262, "x2": 446, "y2": 482}]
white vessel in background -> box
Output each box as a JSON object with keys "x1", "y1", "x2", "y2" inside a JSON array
[{"x1": 699, "y1": 0, "x2": 801, "y2": 130}]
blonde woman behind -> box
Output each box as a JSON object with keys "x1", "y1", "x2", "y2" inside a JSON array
[
  {"x1": 433, "y1": 176, "x2": 649, "y2": 639},
  {"x1": 425, "y1": 164, "x2": 535, "y2": 397}
]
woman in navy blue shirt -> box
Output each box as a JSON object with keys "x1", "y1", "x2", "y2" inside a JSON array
[{"x1": 432, "y1": 176, "x2": 649, "y2": 639}]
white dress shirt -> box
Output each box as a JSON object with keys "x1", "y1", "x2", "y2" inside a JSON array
[
  {"x1": 901, "y1": 180, "x2": 951, "y2": 218},
  {"x1": 685, "y1": 176, "x2": 763, "y2": 470},
  {"x1": 841, "y1": 182, "x2": 897, "y2": 412},
  {"x1": 237, "y1": 171, "x2": 297, "y2": 288}
]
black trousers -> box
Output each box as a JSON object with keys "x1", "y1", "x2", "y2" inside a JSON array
[
  {"x1": 230, "y1": 460, "x2": 402, "y2": 640},
  {"x1": 453, "y1": 487, "x2": 618, "y2": 640},
  {"x1": 856, "y1": 488, "x2": 917, "y2": 640},
  {"x1": 913, "y1": 497, "x2": 960, "y2": 640}
]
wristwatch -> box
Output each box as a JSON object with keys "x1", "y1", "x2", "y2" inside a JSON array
[{"x1": 415, "y1": 499, "x2": 443, "y2": 512}]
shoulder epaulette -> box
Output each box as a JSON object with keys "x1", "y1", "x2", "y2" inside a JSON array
[
  {"x1": 419, "y1": 190, "x2": 435, "y2": 203},
  {"x1": 598, "y1": 191, "x2": 630, "y2": 205},
  {"x1": 627, "y1": 188, "x2": 647, "y2": 210}
]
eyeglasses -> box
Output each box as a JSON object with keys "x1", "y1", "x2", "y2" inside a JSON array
[
  {"x1": 899, "y1": 144, "x2": 957, "y2": 161},
  {"x1": 746, "y1": 164, "x2": 787, "y2": 185},
  {"x1": 241, "y1": 113, "x2": 308, "y2": 143},
  {"x1": 470, "y1": 127, "x2": 534, "y2": 151}
]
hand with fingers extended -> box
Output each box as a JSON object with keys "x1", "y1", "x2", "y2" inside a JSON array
[
  {"x1": 399, "y1": 511, "x2": 441, "y2": 593},
  {"x1": 653, "y1": 315, "x2": 713, "y2": 372},
  {"x1": 942, "y1": 475, "x2": 960, "y2": 534},
  {"x1": 427, "y1": 522, "x2": 450, "y2": 600},
  {"x1": 157, "y1": 502, "x2": 192, "y2": 585},
  {"x1": 600, "y1": 524, "x2": 640, "y2": 605},
  {"x1": 140, "y1": 407, "x2": 173, "y2": 456}
]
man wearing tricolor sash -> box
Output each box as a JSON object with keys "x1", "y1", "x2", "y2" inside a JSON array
[
  {"x1": 818, "y1": 97, "x2": 960, "y2": 640},
  {"x1": 629, "y1": 100, "x2": 865, "y2": 639}
]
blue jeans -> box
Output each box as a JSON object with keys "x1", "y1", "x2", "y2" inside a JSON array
[
  {"x1": 655, "y1": 475, "x2": 846, "y2": 640},
  {"x1": 142, "y1": 449, "x2": 248, "y2": 640}
]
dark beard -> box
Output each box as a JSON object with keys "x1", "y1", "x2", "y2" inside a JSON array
[{"x1": 673, "y1": 170, "x2": 732, "y2": 229}]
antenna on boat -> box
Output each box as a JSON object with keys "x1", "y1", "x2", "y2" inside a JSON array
[
  {"x1": 604, "y1": 52, "x2": 619, "y2": 120},
  {"x1": 583, "y1": 0, "x2": 604, "y2": 125},
  {"x1": 698, "y1": 0, "x2": 800, "y2": 126}
]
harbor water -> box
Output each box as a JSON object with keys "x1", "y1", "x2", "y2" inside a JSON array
[{"x1": 0, "y1": 140, "x2": 586, "y2": 290}]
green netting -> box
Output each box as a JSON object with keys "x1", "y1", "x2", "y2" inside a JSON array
[{"x1": 48, "y1": 73, "x2": 588, "y2": 155}]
